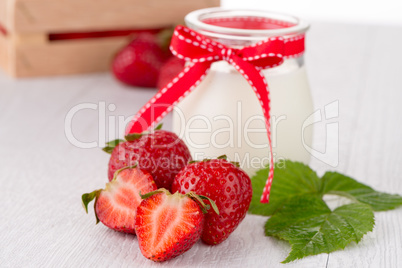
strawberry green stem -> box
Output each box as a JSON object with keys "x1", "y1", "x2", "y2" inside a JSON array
[
  {"x1": 139, "y1": 189, "x2": 220, "y2": 215},
  {"x1": 139, "y1": 188, "x2": 171, "y2": 200},
  {"x1": 189, "y1": 193, "x2": 220, "y2": 215},
  {"x1": 111, "y1": 165, "x2": 138, "y2": 181}
]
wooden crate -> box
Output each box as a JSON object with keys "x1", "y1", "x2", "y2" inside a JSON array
[{"x1": 0, "y1": 0, "x2": 220, "y2": 77}]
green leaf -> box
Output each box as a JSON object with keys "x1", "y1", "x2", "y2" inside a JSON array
[
  {"x1": 154, "y1": 123, "x2": 163, "y2": 130},
  {"x1": 105, "y1": 139, "x2": 125, "y2": 147},
  {"x1": 264, "y1": 196, "x2": 331, "y2": 235},
  {"x1": 249, "y1": 161, "x2": 321, "y2": 216},
  {"x1": 124, "y1": 133, "x2": 144, "y2": 141},
  {"x1": 102, "y1": 146, "x2": 114, "y2": 154},
  {"x1": 81, "y1": 189, "x2": 102, "y2": 224},
  {"x1": 125, "y1": 124, "x2": 162, "y2": 141},
  {"x1": 247, "y1": 160, "x2": 401, "y2": 263},
  {"x1": 265, "y1": 195, "x2": 374, "y2": 263},
  {"x1": 321, "y1": 172, "x2": 402, "y2": 211},
  {"x1": 102, "y1": 139, "x2": 124, "y2": 154}
]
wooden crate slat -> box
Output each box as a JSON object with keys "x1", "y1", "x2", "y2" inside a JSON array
[
  {"x1": 12, "y1": 32, "x2": 47, "y2": 45},
  {"x1": 12, "y1": 0, "x2": 220, "y2": 33},
  {"x1": 0, "y1": 0, "x2": 220, "y2": 77},
  {"x1": 0, "y1": 33, "x2": 11, "y2": 75},
  {"x1": 0, "y1": 0, "x2": 11, "y2": 30},
  {"x1": 13, "y1": 36, "x2": 131, "y2": 77}
]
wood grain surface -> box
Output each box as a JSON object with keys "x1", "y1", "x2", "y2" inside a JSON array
[
  {"x1": 0, "y1": 21, "x2": 401, "y2": 267},
  {"x1": 5, "y1": 0, "x2": 220, "y2": 33}
]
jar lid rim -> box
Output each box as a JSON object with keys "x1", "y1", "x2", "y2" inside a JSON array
[{"x1": 185, "y1": 8, "x2": 309, "y2": 39}]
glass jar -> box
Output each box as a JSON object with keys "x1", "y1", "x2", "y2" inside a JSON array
[{"x1": 172, "y1": 8, "x2": 313, "y2": 176}]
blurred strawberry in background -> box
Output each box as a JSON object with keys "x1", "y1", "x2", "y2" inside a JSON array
[
  {"x1": 111, "y1": 26, "x2": 185, "y2": 89},
  {"x1": 112, "y1": 32, "x2": 170, "y2": 88}
]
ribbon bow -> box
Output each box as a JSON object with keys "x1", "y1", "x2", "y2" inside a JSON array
[{"x1": 125, "y1": 25, "x2": 305, "y2": 203}]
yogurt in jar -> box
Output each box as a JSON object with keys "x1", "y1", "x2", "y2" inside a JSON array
[{"x1": 172, "y1": 8, "x2": 312, "y2": 176}]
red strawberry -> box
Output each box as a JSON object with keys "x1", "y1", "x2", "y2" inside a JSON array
[
  {"x1": 112, "y1": 33, "x2": 169, "y2": 88},
  {"x1": 157, "y1": 56, "x2": 185, "y2": 89},
  {"x1": 171, "y1": 156, "x2": 252, "y2": 245},
  {"x1": 135, "y1": 189, "x2": 218, "y2": 262},
  {"x1": 105, "y1": 127, "x2": 192, "y2": 190},
  {"x1": 82, "y1": 166, "x2": 157, "y2": 234}
]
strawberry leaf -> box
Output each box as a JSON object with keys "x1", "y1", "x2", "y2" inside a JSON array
[
  {"x1": 82, "y1": 189, "x2": 102, "y2": 224},
  {"x1": 154, "y1": 123, "x2": 163, "y2": 130},
  {"x1": 82, "y1": 190, "x2": 101, "y2": 213},
  {"x1": 321, "y1": 172, "x2": 402, "y2": 211},
  {"x1": 102, "y1": 139, "x2": 124, "y2": 154},
  {"x1": 124, "y1": 133, "x2": 144, "y2": 141},
  {"x1": 265, "y1": 195, "x2": 374, "y2": 263},
  {"x1": 248, "y1": 161, "x2": 321, "y2": 216}
]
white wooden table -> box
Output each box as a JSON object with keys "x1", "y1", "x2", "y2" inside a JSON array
[{"x1": 1, "y1": 22, "x2": 401, "y2": 268}]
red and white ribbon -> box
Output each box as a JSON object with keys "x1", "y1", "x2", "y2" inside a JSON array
[{"x1": 125, "y1": 25, "x2": 305, "y2": 203}]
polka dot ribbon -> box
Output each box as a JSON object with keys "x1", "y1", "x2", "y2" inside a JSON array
[{"x1": 126, "y1": 25, "x2": 305, "y2": 203}]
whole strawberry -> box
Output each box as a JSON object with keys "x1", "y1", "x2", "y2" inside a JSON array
[
  {"x1": 112, "y1": 33, "x2": 169, "y2": 87},
  {"x1": 105, "y1": 126, "x2": 192, "y2": 190},
  {"x1": 135, "y1": 188, "x2": 218, "y2": 262},
  {"x1": 82, "y1": 166, "x2": 157, "y2": 234},
  {"x1": 171, "y1": 156, "x2": 252, "y2": 245},
  {"x1": 157, "y1": 57, "x2": 185, "y2": 90}
]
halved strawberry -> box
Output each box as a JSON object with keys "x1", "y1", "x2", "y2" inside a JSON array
[
  {"x1": 135, "y1": 189, "x2": 218, "y2": 262},
  {"x1": 82, "y1": 166, "x2": 157, "y2": 234}
]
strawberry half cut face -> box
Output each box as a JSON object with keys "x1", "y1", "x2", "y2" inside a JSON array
[
  {"x1": 82, "y1": 167, "x2": 157, "y2": 234},
  {"x1": 135, "y1": 190, "x2": 217, "y2": 262}
]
